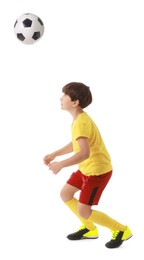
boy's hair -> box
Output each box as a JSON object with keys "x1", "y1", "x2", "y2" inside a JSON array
[{"x1": 62, "y1": 82, "x2": 92, "y2": 108}]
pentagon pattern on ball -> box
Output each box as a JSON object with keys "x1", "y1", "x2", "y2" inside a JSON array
[
  {"x1": 17, "y1": 33, "x2": 25, "y2": 41},
  {"x1": 23, "y1": 18, "x2": 32, "y2": 27},
  {"x1": 14, "y1": 13, "x2": 44, "y2": 44}
]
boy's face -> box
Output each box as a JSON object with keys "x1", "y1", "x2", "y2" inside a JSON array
[{"x1": 60, "y1": 93, "x2": 77, "y2": 111}]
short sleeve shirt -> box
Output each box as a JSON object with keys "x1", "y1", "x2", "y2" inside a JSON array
[{"x1": 71, "y1": 112, "x2": 112, "y2": 176}]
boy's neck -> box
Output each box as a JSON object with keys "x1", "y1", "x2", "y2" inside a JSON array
[{"x1": 70, "y1": 107, "x2": 84, "y2": 121}]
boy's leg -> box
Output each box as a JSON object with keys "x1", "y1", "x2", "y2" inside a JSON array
[{"x1": 65, "y1": 197, "x2": 96, "y2": 230}]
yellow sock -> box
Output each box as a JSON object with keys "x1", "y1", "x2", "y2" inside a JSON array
[
  {"x1": 65, "y1": 198, "x2": 96, "y2": 230},
  {"x1": 88, "y1": 210, "x2": 127, "y2": 231}
]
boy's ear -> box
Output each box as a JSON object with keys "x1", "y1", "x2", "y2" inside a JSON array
[{"x1": 73, "y1": 99, "x2": 79, "y2": 107}]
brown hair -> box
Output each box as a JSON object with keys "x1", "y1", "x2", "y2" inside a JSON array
[{"x1": 62, "y1": 82, "x2": 92, "y2": 108}]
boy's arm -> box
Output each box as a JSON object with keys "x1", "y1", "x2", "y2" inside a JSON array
[
  {"x1": 43, "y1": 142, "x2": 73, "y2": 165},
  {"x1": 60, "y1": 137, "x2": 89, "y2": 167},
  {"x1": 49, "y1": 137, "x2": 90, "y2": 173},
  {"x1": 53, "y1": 142, "x2": 73, "y2": 156}
]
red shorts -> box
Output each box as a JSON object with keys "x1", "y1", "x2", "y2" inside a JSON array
[{"x1": 67, "y1": 169, "x2": 112, "y2": 205}]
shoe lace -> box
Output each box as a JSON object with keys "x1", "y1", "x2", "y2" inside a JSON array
[
  {"x1": 111, "y1": 230, "x2": 120, "y2": 240},
  {"x1": 78, "y1": 225, "x2": 86, "y2": 230}
]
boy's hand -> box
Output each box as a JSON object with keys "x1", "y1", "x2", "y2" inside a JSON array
[
  {"x1": 48, "y1": 161, "x2": 63, "y2": 174},
  {"x1": 43, "y1": 154, "x2": 55, "y2": 165}
]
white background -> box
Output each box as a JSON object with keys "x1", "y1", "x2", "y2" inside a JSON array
[{"x1": 0, "y1": 0, "x2": 144, "y2": 259}]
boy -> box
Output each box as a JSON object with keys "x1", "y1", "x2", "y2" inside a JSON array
[{"x1": 43, "y1": 82, "x2": 132, "y2": 248}]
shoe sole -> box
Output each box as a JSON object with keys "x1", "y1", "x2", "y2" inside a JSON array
[
  {"x1": 83, "y1": 236, "x2": 99, "y2": 239},
  {"x1": 67, "y1": 236, "x2": 99, "y2": 240}
]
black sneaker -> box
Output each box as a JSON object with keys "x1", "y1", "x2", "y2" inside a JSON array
[
  {"x1": 67, "y1": 225, "x2": 99, "y2": 240},
  {"x1": 105, "y1": 226, "x2": 133, "y2": 248}
]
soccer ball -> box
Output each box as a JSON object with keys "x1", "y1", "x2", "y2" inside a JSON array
[{"x1": 14, "y1": 13, "x2": 44, "y2": 44}]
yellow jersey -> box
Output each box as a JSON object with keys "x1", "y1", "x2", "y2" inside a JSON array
[{"x1": 71, "y1": 112, "x2": 112, "y2": 176}]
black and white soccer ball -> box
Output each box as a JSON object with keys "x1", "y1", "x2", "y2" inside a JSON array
[{"x1": 14, "y1": 13, "x2": 44, "y2": 44}]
